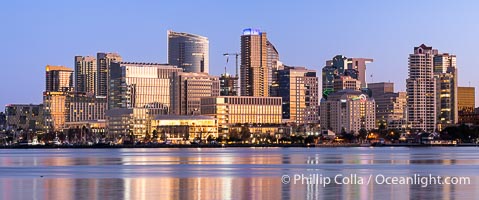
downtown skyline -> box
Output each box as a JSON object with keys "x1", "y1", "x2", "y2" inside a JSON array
[{"x1": 2, "y1": 0, "x2": 479, "y2": 107}]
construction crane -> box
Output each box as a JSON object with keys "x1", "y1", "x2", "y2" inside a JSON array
[
  {"x1": 223, "y1": 53, "x2": 241, "y2": 96},
  {"x1": 223, "y1": 53, "x2": 240, "y2": 78}
]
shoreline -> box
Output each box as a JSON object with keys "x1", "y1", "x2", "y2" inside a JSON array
[{"x1": 1, "y1": 143, "x2": 478, "y2": 149}]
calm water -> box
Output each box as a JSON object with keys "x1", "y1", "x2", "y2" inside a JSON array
[{"x1": 1, "y1": 147, "x2": 478, "y2": 200}]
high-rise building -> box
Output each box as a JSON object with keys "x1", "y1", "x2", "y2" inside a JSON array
[
  {"x1": 97, "y1": 52, "x2": 122, "y2": 97},
  {"x1": 75, "y1": 56, "x2": 97, "y2": 94},
  {"x1": 107, "y1": 62, "x2": 182, "y2": 138},
  {"x1": 369, "y1": 82, "x2": 394, "y2": 96},
  {"x1": 170, "y1": 72, "x2": 220, "y2": 115},
  {"x1": 69, "y1": 94, "x2": 107, "y2": 122},
  {"x1": 219, "y1": 74, "x2": 239, "y2": 96},
  {"x1": 273, "y1": 66, "x2": 319, "y2": 124},
  {"x1": 347, "y1": 58, "x2": 373, "y2": 88},
  {"x1": 368, "y1": 82, "x2": 407, "y2": 129},
  {"x1": 320, "y1": 90, "x2": 376, "y2": 134},
  {"x1": 108, "y1": 62, "x2": 182, "y2": 112},
  {"x1": 267, "y1": 40, "x2": 279, "y2": 95},
  {"x1": 322, "y1": 55, "x2": 373, "y2": 99},
  {"x1": 458, "y1": 87, "x2": 475, "y2": 112},
  {"x1": 241, "y1": 28, "x2": 269, "y2": 97},
  {"x1": 0, "y1": 112, "x2": 6, "y2": 131},
  {"x1": 43, "y1": 91, "x2": 70, "y2": 132},
  {"x1": 407, "y1": 44, "x2": 438, "y2": 132},
  {"x1": 333, "y1": 76, "x2": 361, "y2": 91},
  {"x1": 434, "y1": 53, "x2": 458, "y2": 130},
  {"x1": 5, "y1": 104, "x2": 44, "y2": 132},
  {"x1": 167, "y1": 30, "x2": 209, "y2": 73},
  {"x1": 45, "y1": 65, "x2": 74, "y2": 92}
]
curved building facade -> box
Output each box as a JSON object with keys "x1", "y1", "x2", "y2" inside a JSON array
[{"x1": 167, "y1": 30, "x2": 209, "y2": 73}]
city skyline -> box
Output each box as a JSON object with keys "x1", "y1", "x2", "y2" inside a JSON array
[{"x1": 2, "y1": 1, "x2": 479, "y2": 107}]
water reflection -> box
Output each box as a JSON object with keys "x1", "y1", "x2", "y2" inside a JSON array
[{"x1": 0, "y1": 147, "x2": 478, "y2": 199}]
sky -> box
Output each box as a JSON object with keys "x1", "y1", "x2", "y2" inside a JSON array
[{"x1": 1, "y1": 0, "x2": 479, "y2": 108}]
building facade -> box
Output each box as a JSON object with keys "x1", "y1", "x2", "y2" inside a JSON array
[
  {"x1": 108, "y1": 62, "x2": 181, "y2": 112},
  {"x1": 320, "y1": 90, "x2": 376, "y2": 134},
  {"x1": 273, "y1": 66, "x2": 319, "y2": 124},
  {"x1": 240, "y1": 28, "x2": 269, "y2": 97},
  {"x1": 333, "y1": 76, "x2": 361, "y2": 91},
  {"x1": 96, "y1": 52, "x2": 122, "y2": 97},
  {"x1": 347, "y1": 58, "x2": 373, "y2": 88},
  {"x1": 43, "y1": 91, "x2": 70, "y2": 132},
  {"x1": 105, "y1": 108, "x2": 152, "y2": 140},
  {"x1": 170, "y1": 72, "x2": 220, "y2": 115},
  {"x1": 151, "y1": 115, "x2": 218, "y2": 142},
  {"x1": 201, "y1": 96, "x2": 282, "y2": 134},
  {"x1": 266, "y1": 40, "x2": 279, "y2": 95},
  {"x1": 5, "y1": 104, "x2": 44, "y2": 132},
  {"x1": 322, "y1": 55, "x2": 373, "y2": 99},
  {"x1": 407, "y1": 44, "x2": 437, "y2": 132},
  {"x1": 0, "y1": 112, "x2": 6, "y2": 131},
  {"x1": 69, "y1": 95, "x2": 107, "y2": 122},
  {"x1": 434, "y1": 53, "x2": 458, "y2": 130},
  {"x1": 458, "y1": 87, "x2": 475, "y2": 112},
  {"x1": 45, "y1": 65, "x2": 74, "y2": 92},
  {"x1": 219, "y1": 74, "x2": 239, "y2": 96},
  {"x1": 107, "y1": 62, "x2": 182, "y2": 138},
  {"x1": 75, "y1": 56, "x2": 97, "y2": 94},
  {"x1": 167, "y1": 30, "x2": 209, "y2": 73},
  {"x1": 369, "y1": 82, "x2": 407, "y2": 129}
]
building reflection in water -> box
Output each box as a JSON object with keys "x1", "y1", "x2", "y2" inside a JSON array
[{"x1": 1, "y1": 148, "x2": 479, "y2": 199}]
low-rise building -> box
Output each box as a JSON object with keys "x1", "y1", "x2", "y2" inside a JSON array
[
  {"x1": 105, "y1": 108, "x2": 154, "y2": 141},
  {"x1": 201, "y1": 96, "x2": 282, "y2": 135},
  {"x1": 5, "y1": 104, "x2": 44, "y2": 132},
  {"x1": 151, "y1": 115, "x2": 218, "y2": 142}
]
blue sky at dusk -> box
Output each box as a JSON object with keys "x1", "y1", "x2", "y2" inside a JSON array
[{"x1": 1, "y1": 0, "x2": 479, "y2": 107}]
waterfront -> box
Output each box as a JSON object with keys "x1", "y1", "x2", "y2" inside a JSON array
[{"x1": 1, "y1": 147, "x2": 478, "y2": 199}]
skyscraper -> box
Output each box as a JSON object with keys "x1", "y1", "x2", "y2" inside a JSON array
[
  {"x1": 168, "y1": 30, "x2": 209, "y2": 73},
  {"x1": 321, "y1": 55, "x2": 373, "y2": 99},
  {"x1": 407, "y1": 44, "x2": 437, "y2": 132},
  {"x1": 240, "y1": 28, "x2": 269, "y2": 97},
  {"x1": 170, "y1": 72, "x2": 220, "y2": 115},
  {"x1": 273, "y1": 66, "x2": 319, "y2": 124},
  {"x1": 368, "y1": 82, "x2": 407, "y2": 129},
  {"x1": 267, "y1": 40, "x2": 279, "y2": 95},
  {"x1": 44, "y1": 65, "x2": 74, "y2": 132},
  {"x1": 434, "y1": 53, "x2": 458, "y2": 130},
  {"x1": 43, "y1": 91, "x2": 70, "y2": 132},
  {"x1": 45, "y1": 65, "x2": 73, "y2": 92},
  {"x1": 333, "y1": 76, "x2": 361, "y2": 92},
  {"x1": 97, "y1": 52, "x2": 122, "y2": 97},
  {"x1": 106, "y1": 62, "x2": 182, "y2": 139},
  {"x1": 75, "y1": 56, "x2": 97, "y2": 94},
  {"x1": 347, "y1": 58, "x2": 373, "y2": 88},
  {"x1": 108, "y1": 62, "x2": 182, "y2": 112},
  {"x1": 320, "y1": 90, "x2": 376, "y2": 134}
]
